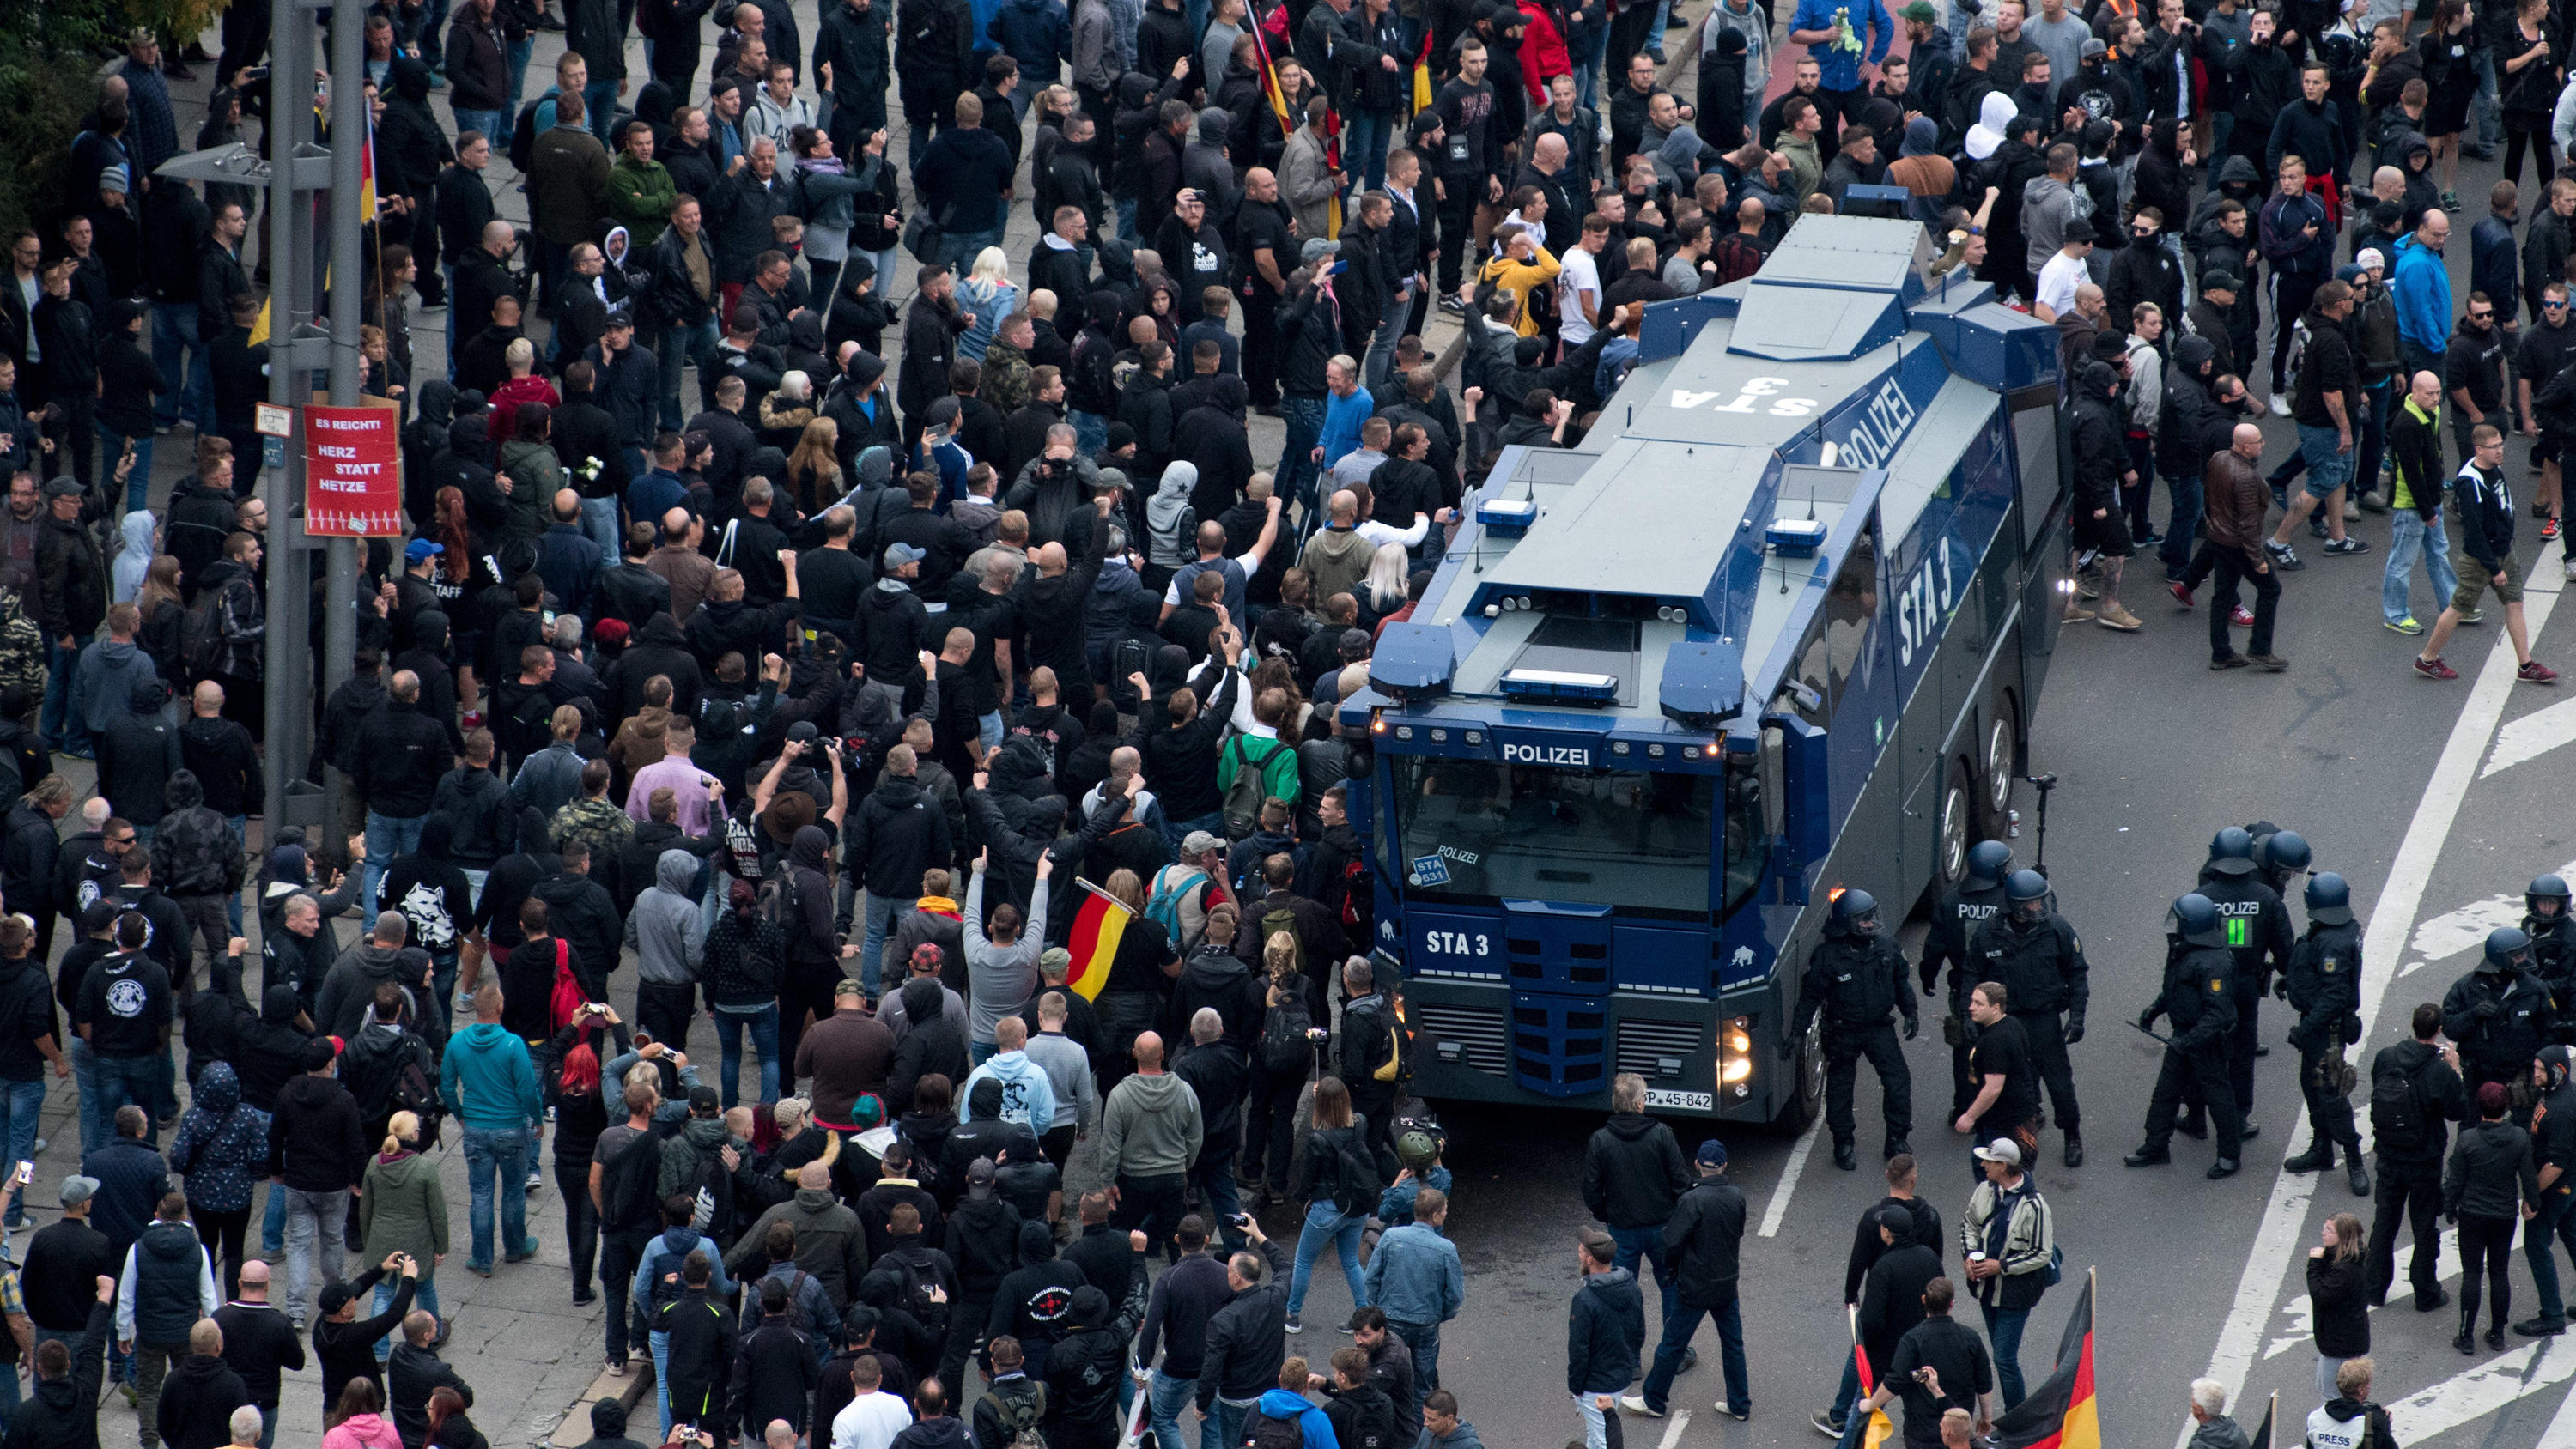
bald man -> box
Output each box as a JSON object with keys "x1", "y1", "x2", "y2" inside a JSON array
[
  {"x1": 541, "y1": 488, "x2": 605, "y2": 616},
  {"x1": 647, "y1": 506, "x2": 717, "y2": 619},
  {"x1": 725, "y1": 1160, "x2": 872, "y2": 1306},
  {"x1": 216, "y1": 1259, "x2": 306, "y2": 1447},
  {"x1": 1020, "y1": 537, "x2": 1103, "y2": 700},
  {"x1": 1098, "y1": 1028, "x2": 1203, "y2": 1260},
  {"x1": 179, "y1": 675, "x2": 262, "y2": 934},
  {"x1": 2203, "y1": 421, "x2": 2286, "y2": 670},
  {"x1": 2384, "y1": 368, "x2": 2460, "y2": 638}
]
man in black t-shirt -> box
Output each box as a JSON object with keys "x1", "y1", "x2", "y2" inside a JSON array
[
  {"x1": 1855, "y1": 1276, "x2": 1995, "y2": 1446},
  {"x1": 1953, "y1": 982, "x2": 2038, "y2": 1168}
]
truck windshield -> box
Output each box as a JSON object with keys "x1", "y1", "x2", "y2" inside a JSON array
[{"x1": 1388, "y1": 756, "x2": 1715, "y2": 917}]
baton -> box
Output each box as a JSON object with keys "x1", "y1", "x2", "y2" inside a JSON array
[{"x1": 2132, "y1": 1021, "x2": 2174, "y2": 1046}]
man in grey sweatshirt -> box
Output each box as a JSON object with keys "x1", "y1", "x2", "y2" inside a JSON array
[
  {"x1": 1098, "y1": 1031, "x2": 1204, "y2": 1259},
  {"x1": 625, "y1": 848, "x2": 708, "y2": 1046},
  {"x1": 1024, "y1": 981, "x2": 1100, "y2": 1167}
]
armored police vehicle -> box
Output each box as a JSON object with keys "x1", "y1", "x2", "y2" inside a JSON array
[{"x1": 1342, "y1": 215, "x2": 2070, "y2": 1126}]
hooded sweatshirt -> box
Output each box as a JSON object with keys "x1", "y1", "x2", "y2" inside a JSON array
[
  {"x1": 2303, "y1": 1396, "x2": 2392, "y2": 1449},
  {"x1": 1249, "y1": 1388, "x2": 1338, "y2": 1449},
  {"x1": 1097, "y1": 1069, "x2": 1203, "y2": 1178},
  {"x1": 267, "y1": 1070, "x2": 367, "y2": 1193},
  {"x1": 112, "y1": 511, "x2": 155, "y2": 603},
  {"x1": 961, "y1": 1048, "x2": 1059, "y2": 1132},
  {"x1": 437, "y1": 1021, "x2": 543, "y2": 1131},
  {"x1": 1145, "y1": 464, "x2": 1197, "y2": 567},
  {"x1": 988, "y1": 1218, "x2": 1087, "y2": 1368},
  {"x1": 627, "y1": 848, "x2": 709, "y2": 986},
  {"x1": 167, "y1": 1062, "x2": 270, "y2": 1213},
  {"x1": 313, "y1": 938, "x2": 434, "y2": 1040},
  {"x1": 962, "y1": 871, "x2": 1049, "y2": 1044}
]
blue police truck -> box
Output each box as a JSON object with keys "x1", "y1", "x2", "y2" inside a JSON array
[{"x1": 1340, "y1": 216, "x2": 2071, "y2": 1127}]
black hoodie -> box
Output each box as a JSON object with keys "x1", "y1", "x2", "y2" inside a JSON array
[
  {"x1": 1580, "y1": 1113, "x2": 1692, "y2": 1230},
  {"x1": 268, "y1": 1071, "x2": 367, "y2": 1193},
  {"x1": 532, "y1": 864, "x2": 623, "y2": 1001},
  {"x1": 1854, "y1": 1208, "x2": 1941, "y2": 1373},
  {"x1": 153, "y1": 1352, "x2": 250, "y2": 1449},
  {"x1": 942, "y1": 1186, "x2": 1024, "y2": 1294},
  {"x1": 9, "y1": 1299, "x2": 112, "y2": 1449},
  {"x1": 987, "y1": 1218, "x2": 1088, "y2": 1369}
]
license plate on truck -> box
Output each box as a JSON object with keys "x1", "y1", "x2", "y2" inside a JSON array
[{"x1": 1643, "y1": 1088, "x2": 1713, "y2": 1111}]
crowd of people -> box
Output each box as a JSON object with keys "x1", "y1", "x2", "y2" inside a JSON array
[{"x1": 6, "y1": 0, "x2": 2576, "y2": 1437}]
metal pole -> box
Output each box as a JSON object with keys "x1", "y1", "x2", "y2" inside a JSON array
[
  {"x1": 323, "y1": 0, "x2": 361, "y2": 715},
  {"x1": 259, "y1": 0, "x2": 316, "y2": 833}
]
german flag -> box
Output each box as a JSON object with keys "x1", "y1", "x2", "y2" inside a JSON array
[
  {"x1": 1065, "y1": 881, "x2": 1132, "y2": 1002},
  {"x1": 1849, "y1": 1307, "x2": 1897, "y2": 1449},
  {"x1": 1994, "y1": 1270, "x2": 2098, "y2": 1449}
]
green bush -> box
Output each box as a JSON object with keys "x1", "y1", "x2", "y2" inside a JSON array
[{"x1": 0, "y1": 0, "x2": 118, "y2": 241}]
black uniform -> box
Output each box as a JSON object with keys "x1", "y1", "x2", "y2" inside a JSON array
[
  {"x1": 2361, "y1": 1036, "x2": 2468, "y2": 1305},
  {"x1": 2196, "y1": 868, "x2": 2295, "y2": 1124},
  {"x1": 2282, "y1": 919, "x2": 2363, "y2": 1155},
  {"x1": 1967, "y1": 912, "x2": 2089, "y2": 1138},
  {"x1": 2441, "y1": 961, "x2": 2554, "y2": 1099},
  {"x1": 2526, "y1": 908, "x2": 2576, "y2": 1045},
  {"x1": 1792, "y1": 928, "x2": 1919, "y2": 1156},
  {"x1": 1920, "y1": 879, "x2": 2007, "y2": 1119},
  {"x1": 2138, "y1": 943, "x2": 2241, "y2": 1159}
]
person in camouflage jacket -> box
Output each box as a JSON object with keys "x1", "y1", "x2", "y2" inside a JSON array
[
  {"x1": 0, "y1": 589, "x2": 52, "y2": 715},
  {"x1": 550, "y1": 760, "x2": 637, "y2": 900}
]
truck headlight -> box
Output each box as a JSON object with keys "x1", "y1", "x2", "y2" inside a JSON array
[{"x1": 1720, "y1": 1058, "x2": 1753, "y2": 1083}]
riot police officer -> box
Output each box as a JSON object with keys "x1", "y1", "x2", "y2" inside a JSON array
[
  {"x1": 1792, "y1": 889, "x2": 1921, "y2": 1171},
  {"x1": 2443, "y1": 928, "x2": 2555, "y2": 1105},
  {"x1": 2281, "y1": 872, "x2": 2372, "y2": 1197},
  {"x1": 1921, "y1": 840, "x2": 2013, "y2": 1121},
  {"x1": 2197, "y1": 827, "x2": 2296, "y2": 1138},
  {"x1": 2125, "y1": 894, "x2": 2245, "y2": 1179},
  {"x1": 1969, "y1": 869, "x2": 2091, "y2": 1167},
  {"x1": 2522, "y1": 875, "x2": 2576, "y2": 1046},
  {"x1": 2249, "y1": 823, "x2": 2312, "y2": 905}
]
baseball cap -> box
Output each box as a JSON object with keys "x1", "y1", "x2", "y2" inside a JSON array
[
  {"x1": 2080, "y1": 35, "x2": 2108, "y2": 57},
  {"x1": 967, "y1": 1158, "x2": 998, "y2": 1190},
  {"x1": 42, "y1": 478, "x2": 82, "y2": 500},
  {"x1": 834, "y1": 978, "x2": 866, "y2": 998},
  {"x1": 59, "y1": 1174, "x2": 98, "y2": 1208},
  {"x1": 1039, "y1": 946, "x2": 1072, "y2": 973},
  {"x1": 319, "y1": 1282, "x2": 361, "y2": 1315},
  {"x1": 883, "y1": 542, "x2": 927, "y2": 571},
  {"x1": 909, "y1": 942, "x2": 944, "y2": 973},
  {"x1": 404, "y1": 537, "x2": 445, "y2": 562},
  {"x1": 2061, "y1": 217, "x2": 2095, "y2": 245},
  {"x1": 784, "y1": 719, "x2": 820, "y2": 744},
  {"x1": 1696, "y1": 1138, "x2": 1729, "y2": 1167},
  {"x1": 926, "y1": 396, "x2": 961, "y2": 428},
  {"x1": 1300, "y1": 238, "x2": 1340, "y2": 266},
  {"x1": 1181, "y1": 830, "x2": 1225, "y2": 858},
  {"x1": 689, "y1": 1084, "x2": 720, "y2": 1113},
  {"x1": 1973, "y1": 1137, "x2": 2025, "y2": 1166},
  {"x1": 605, "y1": 308, "x2": 635, "y2": 329},
  {"x1": 2202, "y1": 267, "x2": 2242, "y2": 294}
]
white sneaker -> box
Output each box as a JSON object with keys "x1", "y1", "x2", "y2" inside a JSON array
[
  {"x1": 1619, "y1": 1396, "x2": 1664, "y2": 1418},
  {"x1": 2269, "y1": 391, "x2": 2291, "y2": 415}
]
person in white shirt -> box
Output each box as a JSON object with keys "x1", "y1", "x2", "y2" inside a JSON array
[
  {"x1": 2031, "y1": 216, "x2": 2095, "y2": 321},
  {"x1": 1558, "y1": 213, "x2": 1610, "y2": 347},
  {"x1": 831, "y1": 1355, "x2": 914, "y2": 1449}
]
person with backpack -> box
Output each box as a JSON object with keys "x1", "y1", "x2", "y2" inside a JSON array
[
  {"x1": 1335, "y1": 958, "x2": 1404, "y2": 1174},
  {"x1": 1145, "y1": 833, "x2": 1230, "y2": 958},
  {"x1": 1240, "y1": 1355, "x2": 1338, "y2": 1449},
  {"x1": 635, "y1": 1191, "x2": 741, "y2": 1433},
  {"x1": 356, "y1": 1112, "x2": 451, "y2": 1362},
  {"x1": 1956, "y1": 1137, "x2": 2055, "y2": 1410},
  {"x1": 971, "y1": 1334, "x2": 1049, "y2": 1449},
  {"x1": 337, "y1": 979, "x2": 444, "y2": 1168},
  {"x1": 1245, "y1": 948, "x2": 1322, "y2": 1209},
  {"x1": 591, "y1": 1075, "x2": 666, "y2": 1378},
  {"x1": 1282, "y1": 1075, "x2": 1375, "y2": 1335},
  {"x1": 1233, "y1": 853, "x2": 1342, "y2": 991}
]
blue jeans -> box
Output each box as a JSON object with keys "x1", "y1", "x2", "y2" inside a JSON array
[
  {"x1": 506, "y1": 34, "x2": 533, "y2": 109},
  {"x1": 2296, "y1": 423, "x2": 2354, "y2": 500},
  {"x1": 1982, "y1": 1300, "x2": 2032, "y2": 1407},
  {"x1": 451, "y1": 108, "x2": 506, "y2": 152},
  {"x1": 371, "y1": 1276, "x2": 444, "y2": 1361},
  {"x1": 2160, "y1": 471, "x2": 2203, "y2": 578},
  {"x1": 939, "y1": 227, "x2": 1004, "y2": 272},
  {"x1": 860, "y1": 893, "x2": 907, "y2": 997},
  {"x1": 39, "y1": 636, "x2": 84, "y2": 757},
  {"x1": 96, "y1": 425, "x2": 153, "y2": 513},
  {"x1": 2355, "y1": 383, "x2": 2391, "y2": 505},
  {"x1": 659, "y1": 318, "x2": 720, "y2": 429},
  {"x1": 1640, "y1": 1296, "x2": 1748, "y2": 1415},
  {"x1": 151, "y1": 301, "x2": 214, "y2": 433},
  {"x1": 978, "y1": 710, "x2": 1004, "y2": 755},
  {"x1": 1279, "y1": 396, "x2": 1327, "y2": 519},
  {"x1": 0, "y1": 1078, "x2": 40, "y2": 1227},
  {"x1": 1364, "y1": 286, "x2": 1410, "y2": 388},
  {"x1": 1607, "y1": 1223, "x2": 1678, "y2": 1323},
  {"x1": 1115, "y1": 197, "x2": 1139, "y2": 246},
  {"x1": 1162, "y1": 809, "x2": 1223, "y2": 860},
  {"x1": 461, "y1": 1125, "x2": 537, "y2": 1270},
  {"x1": 651, "y1": 1327, "x2": 673, "y2": 1433},
  {"x1": 2528, "y1": 1186, "x2": 2576, "y2": 1322},
  {"x1": 2384, "y1": 508, "x2": 2461, "y2": 623},
  {"x1": 1286, "y1": 1200, "x2": 1366, "y2": 1315},
  {"x1": 714, "y1": 1003, "x2": 781, "y2": 1107},
  {"x1": 362, "y1": 810, "x2": 428, "y2": 918},
  {"x1": 262, "y1": 1177, "x2": 287, "y2": 1254},
  {"x1": 1567, "y1": 26, "x2": 1605, "y2": 108},
  {"x1": 68, "y1": 1038, "x2": 102, "y2": 1155},
  {"x1": 584, "y1": 76, "x2": 620, "y2": 142},
  {"x1": 1384, "y1": 1317, "x2": 1442, "y2": 1392},
  {"x1": 1344, "y1": 111, "x2": 1394, "y2": 195},
  {"x1": 969, "y1": 1040, "x2": 999, "y2": 1067},
  {"x1": 91, "y1": 1052, "x2": 161, "y2": 1146},
  {"x1": 579, "y1": 496, "x2": 619, "y2": 569},
  {"x1": 1149, "y1": 1368, "x2": 1217, "y2": 1449},
  {"x1": 2475, "y1": 45, "x2": 2503, "y2": 149}
]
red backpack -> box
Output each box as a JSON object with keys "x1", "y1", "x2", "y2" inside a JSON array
[{"x1": 544, "y1": 940, "x2": 586, "y2": 1034}]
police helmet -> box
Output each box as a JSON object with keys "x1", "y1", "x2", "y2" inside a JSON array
[
  {"x1": 2172, "y1": 892, "x2": 2228, "y2": 949},
  {"x1": 2206, "y1": 826, "x2": 2258, "y2": 876},
  {"x1": 2257, "y1": 829, "x2": 2312, "y2": 875},
  {"x1": 1965, "y1": 840, "x2": 2014, "y2": 890},
  {"x1": 2485, "y1": 926, "x2": 2533, "y2": 973},
  {"x1": 1831, "y1": 888, "x2": 1880, "y2": 937},
  {"x1": 2531, "y1": 875, "x2": 2573, "y2": 919},
  {"x1": 2004, "y1": 870, "x2": 2050, "y2": 919},
  {"x1": 2304, "y1": 871, "x2": 2354, "y2": 926}
]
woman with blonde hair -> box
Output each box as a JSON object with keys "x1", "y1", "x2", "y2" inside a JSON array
[
  {"x1": 2306, "y1": 1210, "x2": 2369, "y2": 1407},
  {"x1": 1358, "y1": 540, "x2": 1410, "y2": 626},
  {"x1": 958, "y1": 246, "x2": 1019, "y2": 362},
  {"x1": 358, "y1": 1109, "x2": 449, "y2": 1355},
  {"x1": 784, "y1": 416, "x2": 845, "y2": 515},
  {"x1": 1242, "y1": 935, "x2": 1319, "y2": 1205}
]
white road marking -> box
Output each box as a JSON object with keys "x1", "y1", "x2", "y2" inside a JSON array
[
  {"x1": 2482, "y1": 693, "x2": 2576, "y2": 775},
  {"x1": 1656, "y1": 1407, "x2": 1692, "y2": 1449},
  {"x1": 2182, "y1": 580, "x2": 2564, "y2": 1449},
  {"x1": 2385, "y1": 1333, "x2": 2576, "y2": 1444},
  {"x1": 2403, "y1": 854, "x2": 2576, "y2": 964},
  {"x1": 2543, "y1": 1373, "x2": 2576, "y2": 1443},
  {"x1": 1757, "y1": 1116, "x2": 1824, "y2": 1238},
  {"x1": 2264, "y1": 1224, "x2": 2459, "y2": 1359}
]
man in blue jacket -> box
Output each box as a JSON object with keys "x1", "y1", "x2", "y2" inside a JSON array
[
  {"x1": 2392, "y1": 209, "x2": 2456, "y2": 383},
  {"x1": 2257, "y1": 155, "x2": 2336, "y2": 409},
  {"x1": 437, "y1": 984, "x2": 544, "y2": 1276},
  {"x1": 1363, "y1": 1187, "x2": 1462, "y2": 1392}
]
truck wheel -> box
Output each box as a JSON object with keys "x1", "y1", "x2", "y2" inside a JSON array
[
  {"x1": 1774, "y1": 1013, "x2": 1825, "y2": 1133},
  {"x1": 1936, "y1": 758, "x2": 1975, "y2": 893},
  {"x1": 1978, "y1": 710, "x2": 2018, "y2": 840}
]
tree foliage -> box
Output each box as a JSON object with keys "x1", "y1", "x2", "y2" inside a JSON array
[{"x1": 0, "y1": 0, "x2": 120, "y2": 241}]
